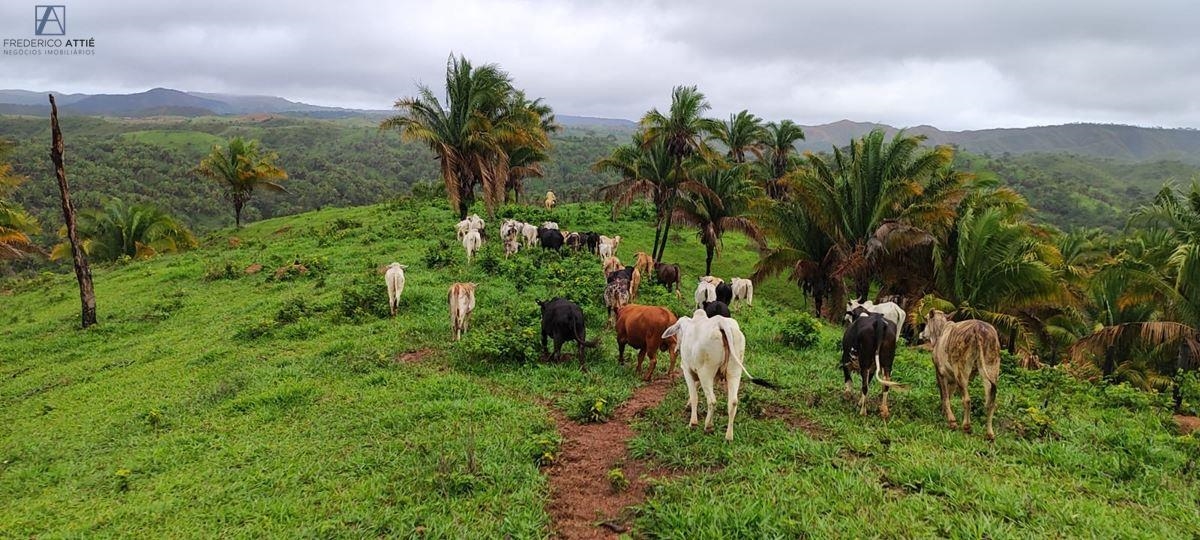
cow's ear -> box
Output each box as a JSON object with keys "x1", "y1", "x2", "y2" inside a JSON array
[
  {"x1": 399, "y1": 264, "x2": 408, "y2": 270},
  {"x1": 661, "y1": 321, "x2": 681, "y2": 340}
]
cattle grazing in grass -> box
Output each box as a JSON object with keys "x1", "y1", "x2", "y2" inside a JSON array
[
  {"x1": 565, "y1": 232, "x2": 584, "y2": 251},
  {"x1": 504, "y1": 238, "x2": 520, "y2": 258},
  {"x1": 694, "y1": 279, "x2": 717, "y2": 309},
  {"x1": 537, "y1": 227, "x2": 564, "y2": 251},
  {"x1": 448, "y1": 282, "x2": 477, "y2": 341},
  {"x1": 462, "y1": 230, "x2": 482, "y2": 263},
  {"x1": 541, "y1": 221, "x2": 559, "y2": 230},
  {"x1": 520, "y1": 223, "x2": 539, "y2": 247},
  {"x1": 730, "y1": 278, "x2": 754, "y2": 307},
  {"x1": 921, "y1": 310, "x2": 1001, "y2": 440},
  {"x1": 384, "y1": 262, "x2": 407, "y2": 317},
  {"x1": 604, "y1": 277, "x2": 632, "y2": 325},
  {"x1": 699, "y1": 275, "x2": 724, "y2": 286},
  {"x1": 702, "y1": 300, "x2": 731, "y2": 318},
  {"x1": 845, "y1": 299, "x2": 906, "y2": 333},
  {"x1": 841, "y1": 313, "x2": 904, "y2": 418},
  {"x1": 501, "y1": 219, "x2": 522, "y2": 241},
  {"x1": 467, "y1": 213, "x2": 485, "y2": 234},
  {"x1": 538, "y1": 297, "x2": 597, "y2": 370},
  {"x1": 598, "y1": 235, "x2": 622, "y2": 258},
  {"x1": 586, "y1": 232, "x2": 601, "y2": 255},
  {"x1": 634, "y1": 251, "x2": 655, "y2": 276},
  {"x1": 662, "y1": 309, "x2": 776, "y2": 441},
  {"x1": 654, "y1": 261, "x2": 682, "y2": 298},
  {"x1": 455, "y1": 219, "x2": 472, "y2": 241},
  {"x1": 616, "y1": 304, "x2": 679, "y2": 381}
]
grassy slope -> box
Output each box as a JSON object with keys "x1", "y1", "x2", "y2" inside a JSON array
[{"x1": 2, "y1": 200, "x2": 1198, "y2": 538}]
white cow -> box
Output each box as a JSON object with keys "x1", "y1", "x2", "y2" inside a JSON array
[
  {"x1": 384, "y1": 262, "x2": 407, "y2": 317},
  {"x1": 448, "y1": 282, "x2": 477, "y2": 341},
  {"x1": 504, "y1": 238, "x2": 520, "y2": 258},
  {"x1": 846, "y1": 299, "x2": 906, "y2": 331},
  {"x1": 541, "y1": 221, "x2": 559, "y2": 230},
  {"x1": 501, "y1": 219, "x2": 522, "y2": 241},
  {"x1": 699, "y1": 275, "x2": 724, "y2": 286},
  {"x1": 463, "y1": 230, "x2": 482, "y2": 263},
  {"x1": 730, "y1": 277, "x2": 754, "y2": 307},
  {"x1": 694, "y1": 279, "x2": 717, "y2": 309},
  {"x1": 662, "y1": 309, "x2": 756, "y2": 441},
  {"x1": 598, "y1": 235, "x2": 622, "y2": 258},
  {"x1": 467, "y1": 214, "x2": 485, "y2": 234},
  {"x1": 520, "y1": 223, "x2": 539, "y2": 247},
  {"x1": 455, "y1": 219, "x2": 472, "y2": 241}
]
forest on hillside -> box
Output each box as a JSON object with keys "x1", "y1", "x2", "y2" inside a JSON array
[{"x1": 1, "y1": 114, "x2": 1196, "y2": 245}]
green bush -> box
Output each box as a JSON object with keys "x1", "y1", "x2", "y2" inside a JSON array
[
  {"x1": 275, "y1": 296, "x2": 316, "y2": 324},
  {"x1": 423, "y1": 238, "x2": 459, "y2": 270},
  {"x1": 1178, "y1": 370, "x2": 1200, "y2": 416},
  {"x1": 778, "y1": 313, "x2": 822, "y2": 349},
  {"x1": 337, "y1": 275, "x2": 391, "y2": 321},
  {"x1": 526, "y1": 432, "x2": 562, "y2": 466},
  {"x1": 457, "y1": 318, "x2": 541, "y2": 365},
  {"x1": 566, "y1": 389, "x2": 617, "y2": 423},
  {"x1": 202, "y1": 260, "x2": 239, "y2": 281},
  {"x1": 233, "y1": 319, "x2": 276, "y2": 341}
]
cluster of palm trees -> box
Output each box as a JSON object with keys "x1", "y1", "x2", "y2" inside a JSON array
[
  {"x1": 592, "y1": 85, "x2": 1197, "y2": 391},
  {"x1": 0, "y1": 140, "x2": 40, "y2": 260},
  {"x1": 381, "y1": 54, "x2": 559, "y2": 218}
]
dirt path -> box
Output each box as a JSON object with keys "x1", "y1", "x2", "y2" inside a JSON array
[{"x1": 545, "y1": 376, "x2": 674, "y2": 539}]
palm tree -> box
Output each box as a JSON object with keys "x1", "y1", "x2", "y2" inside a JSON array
[
  {"x1": 787, "y1": 129, "x2": 955, "y2": 304},
  {"x1": 753, "y1": 195, "x2": 840, "y2": 317},
  {"x1": 51, "y1": 199, "x2": 195, "y2": 262},
  {"x1": 0, "y1": 142, "x2": 40, "y2": 260},
  {"x1": 640, "y1": 85, "x2": 723, "y2": 261},
  {"x1": 196, "y1": 137, "x2": 287, "y2": 228},
  {"x1": 382, "y1": 55, "x2": 550, "y2": 218},
  {"x1": 1069, "y1": 182, "x2": 1200, "y2": 393},
  {"x1": 672, "y1": 162, "x2": 765, "y2": 275},
  {"x1": 708, "y1": 110, "x2": 766, "y2": 164},
  {"x1": 503, "y1": 94, "x2": 558, "y2": 204},
  {"x1": 757, "y1": 120, "x2": 806, "y2": 199}
]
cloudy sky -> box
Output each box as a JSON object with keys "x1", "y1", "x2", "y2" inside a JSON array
[{"x1": 2, "y1": 0, "x2": 1197, "y2": 130}]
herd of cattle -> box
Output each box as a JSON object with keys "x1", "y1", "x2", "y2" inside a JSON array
[{"x1": 383, "y1": 214, "x2": 1003, "y2": 441}]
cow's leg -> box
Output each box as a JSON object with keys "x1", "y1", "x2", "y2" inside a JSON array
[
  {"x1": 984, "y1": 374, "x2": 997, "y2": 441},
  {"x1": 959, "y1": 375, "x2": 973, "y2": 434},
  {"x1": 843, "y1": 364, "x2": 853, "y2": 397},
  {"x1": 552, "y1": 336, "x2": 565, "y2": 363},
  {"x1": 725, "y1": 366, "x2": 742, "y2": 441},
  {"x1": 577, "y1": 340, "x2": 587, "y2": 372},
  {"x1": 617, "y1": 339, "x2": 627, "y2": 365},
  {"x1": 858, "y1": 371, "x2": 870, "y2": 416},
  {"x1": 880, "y1": 365, "x2": 891, "y2": 420},
  {"x1": 683, "y1": 367, "x2": 700, "y2": 428},
  {"x1": 640, "y1": 349, "x2": 654, "y2": 382},
  {"x1": 699, "y1": 371, "x2": 718, "y2": 433},
  {"x1": 541, "y1": 331, "x2": 549, "y2": 359},
  {"x1": 937, "y1": 370, "x2": 958, "y2": 429}
]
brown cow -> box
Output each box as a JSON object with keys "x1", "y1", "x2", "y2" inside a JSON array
[
  {"x1": 654, "y1": 261, "x2": 682, "y2": 299},
  {"x1": 921, "y1": 310, "x2": 1001, "y2": 440},
  {"x1": 602, "y1": 256, "x2": 623, "y2": 276},
  {"x1": 615, "y1": 304, "x2": 679, "y2": 381},
  {"x1": 634, "y1": 251, "x2": 655, "y2": 276}
]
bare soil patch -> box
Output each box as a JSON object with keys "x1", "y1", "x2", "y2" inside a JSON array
[
  {"x1": 760, "y1": 403, "x2": 830, "y2": 438},
  {"x1": 1174, "y1": 414, "x2": 1200, "y2": 435},
  {"x1": 545, "y1": 376, "x2": 675, "y2": 539},
  {"x1": 395, "y1": 349, "x2": 434, "y2": 364}
]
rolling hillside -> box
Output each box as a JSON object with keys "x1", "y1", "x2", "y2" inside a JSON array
[{"x1": 1, "y1": 200, "x2": 1197, "y2": 537}]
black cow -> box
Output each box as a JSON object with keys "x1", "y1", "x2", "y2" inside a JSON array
[
  {"x1": 702, "y1": 300, "x2": 731, "y2": 318},
  {"x1": 537, "y1": 227, "x2": 564, "y2": 251},
  {"x1": 841, "y1": 313, "x2": 903, "y2": 419},
  {"x1": 586, "y1": 232, "x2": 601, "y2": 255},
  {"x1": 654, "y1": 262, "x2": 681, "y2": 294},
  {"x1": 537, "y1": 297, "x2": 597, "y2": 371},
  {"x1": 566, "y1": 232, "x2": 584, "y2": 251},
  {"x1": 715, "y1": 282, "x2": 733, "y2": 305},
  {"x1": 606, "y1": 265, "x2": 636, "y2": 283}
]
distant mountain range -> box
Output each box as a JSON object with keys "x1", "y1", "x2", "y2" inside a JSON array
[{"x1": 3, "y1": 88, "x2": 1200, "y2": 162}]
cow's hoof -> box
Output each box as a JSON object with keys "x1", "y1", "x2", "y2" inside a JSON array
[
  {"x1": 704, "y1": 425, "x2": 714, "y2": 434},
  {"x1": 985, "y1": 432, "x2": 995, "y2": 442},
  {"x1": 880, "y1": 409, "x2": 890, "y2": 420},
  {"x1": 948, "y1": 422, "x2": 958, "y2": 430},
  {"x1": 724, "y1": 434, "x2": 734, "y2": 442},
  {"x1": 962, "y1": 424, "x2": 972, "y2": 434},
  {"x1": 689, "y1": 421, "x2": 698, "y2": 429}
]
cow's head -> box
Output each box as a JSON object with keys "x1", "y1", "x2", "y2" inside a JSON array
[{"x1": 920, "y1": 310, "x2": 950, "y2": 344}]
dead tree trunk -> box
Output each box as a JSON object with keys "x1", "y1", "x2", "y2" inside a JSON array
[{"x1": 49, "y1": 94, "x2": 97, "y2": 328}]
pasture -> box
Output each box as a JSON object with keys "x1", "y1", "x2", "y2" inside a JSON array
[{"x1": 1, "y1": 199, "x2": 1197, "y2": 538}]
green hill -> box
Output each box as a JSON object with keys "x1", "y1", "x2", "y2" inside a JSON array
[{"x1": 2, "y1": 200, "x2": 1196, "y2": 537}]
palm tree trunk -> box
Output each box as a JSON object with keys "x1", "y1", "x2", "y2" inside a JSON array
[
  {"x1": 49, "y1": 95, "x2": 97, "y2": 328},
  {"x1": 657, "y1": 201, "x2": 676, "y2": 261},
  {"x1": 234, "y1": 200, "x2": 244, "y2": 228},
  {"x1": 705, "y1": 244, "x2": 714, "y2": 276},
  {"x1": 651, "y1": 218, "x2": 663, "y2": 261}
]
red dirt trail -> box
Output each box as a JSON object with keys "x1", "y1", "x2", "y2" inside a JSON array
[{"x1": 545, "y1": 376, "x2": 674, "y2": 539}]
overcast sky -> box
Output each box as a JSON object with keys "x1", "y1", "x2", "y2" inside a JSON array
[{"x1": 2, "y1": 0, "x2": 1197, "y2": 130}]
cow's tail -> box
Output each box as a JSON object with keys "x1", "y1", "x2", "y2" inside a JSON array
[
  {"x1": 871, "y1": 317, "x2": 906, "y2": 389},
  {"x1": 572, "y1": 322, "x2": 600, "y2": 348},
  {"x1": 717, "y1": 319, "x2": 781, "y2": 390}
]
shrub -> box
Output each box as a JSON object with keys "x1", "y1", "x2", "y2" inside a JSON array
[
  {"x1": 233, "y1": 319, "x2": 276, "y2": 341},
  {"x1": 268, "y1": 255, "x2": 328, "y2": 282},
  {"x1": 423, "y1": 239, "x2": 458, "y2": 270},
  {"x1": 1101, "y1": 382, "x2": 1155, "y2": 411},
  {"x1": 1014, "y1": 406, "x2": 1058, "y2": 440},
  {"x1": 275, "y1": 296, "x2": 316, "y2": 324},
  {"x1": 337, "y1": 275, "x2": 391, "y2": 321},
  {"x1": 1178, "y1": 370, "x2": 1200, "y2": 415},
  {"x1": 567, "y1": 390, "x2": 616, "y2": 423},
  {"x1": 457, "y1": 318, "x2": 541, "y2": 365},
  {"x1": 203, "y1": 261, "x2": 239, "y2": 281},
  {"x1": 526, "y1": 432, "x2": 562, "y2": 466},
  {"x1": 778, "y1": 313, "x2": 822, "y2": 349},
  {"x1": 607, "y1": 468, "x2": 629, "y2": 492}
]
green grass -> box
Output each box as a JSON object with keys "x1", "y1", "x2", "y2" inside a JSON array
[
  {"x1": 121, "y1": 130, "x2": 226, "y2": 154},
  {"x1": 2, "y1": 199, "x2": 1197, "y2": 538}
]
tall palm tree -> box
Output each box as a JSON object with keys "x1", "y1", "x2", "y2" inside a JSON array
[
  {"x1": 673, "y1": 162, "x2": 765, "y2": 275},
  {"x1": 503, "y1": 94, "x2": 558, "y2": 204},
  {"x1": 757, "y1": 120, "x2": 806, "y2": 199},
  {"x1": 640, "y1": 85, "x2": 723, "y2": 261},
  {"x1": 708, "y1": 110, "x2": 766, "y2": 164},
  {"x1": 0, "y1": 142, "x2": 40, "y2": 260},
  {"x1": 51, "y1": 199, "x2": 195, "y2": 262},
  {"x1": 196, "y1": 137, "x2": 287, "y2": 228},
  {"x1": 753, "y1": 195, "x2": 840, "y2": 317},
  {"x1": 789, "y1": 129, "x2": 954, "y2": 303},
  {"x1": 382, "y1": 55, "x2": 550, "y2": 218}
]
